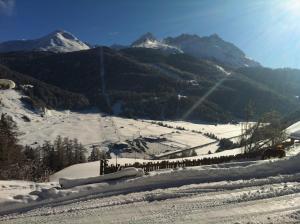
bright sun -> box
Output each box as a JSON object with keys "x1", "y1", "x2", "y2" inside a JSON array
[{"x1": 285, "y1": 0, "x2": 300, "y2": 14}]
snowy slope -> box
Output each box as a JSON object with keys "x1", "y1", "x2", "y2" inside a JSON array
[
  {"x1": 1, "y1": 89, "x2": 300, "y2": 223},
  {"x1": 286, "y1": 121, "x2": 300, "y2": 137},
  {"x1": 0, "y1": 89, "x2": 243, "y2": 158},
  {"x1": 0, "y1": 30, "x2": 90, "y2": 53}
]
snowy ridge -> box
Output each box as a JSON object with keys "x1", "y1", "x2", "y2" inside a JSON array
[
  {"x1": 131, "y1": 32, "x2": 183, "y2": 54},
  {"x1": 130, "y1": 33, "x2": 260, "y2": 68},
  {"x1": 164, "y1": 33, "x2": 261, "y2": 68},
  {"x1": 0, "y1": 30, "x2": 90, "y2": 53}
]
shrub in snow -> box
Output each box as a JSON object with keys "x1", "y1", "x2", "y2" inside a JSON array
[{"x1": 0, "y1": 79, "x2": 15, "y2": 89}]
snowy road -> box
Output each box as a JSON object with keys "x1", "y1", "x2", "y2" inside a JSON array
[
  {"x1": 1, "y1": 178, "x2": 300, "y2": 224},
  {"x1": 3, "y1": 153, "x2": 300, "y2": 223}
]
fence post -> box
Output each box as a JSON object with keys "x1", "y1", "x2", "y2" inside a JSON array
[{"x1": 100, "y1": 159, "x2": 104, "y2": 175}]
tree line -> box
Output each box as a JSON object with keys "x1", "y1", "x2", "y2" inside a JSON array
[{"x1": 0, "y1": 113, "x2": 105, "y2": 181}]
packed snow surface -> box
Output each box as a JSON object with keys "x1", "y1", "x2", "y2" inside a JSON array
[
  {"x1": 2, "y1": 153, "x2": 300, "y2": 223},
  {"x1": 59, "y1": 167, "x2": 144, "y2": 188}
]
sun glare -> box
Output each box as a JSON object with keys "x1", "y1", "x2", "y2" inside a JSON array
[{"x1": 284, "y1": 0, "x2": 300, "y2": 14}]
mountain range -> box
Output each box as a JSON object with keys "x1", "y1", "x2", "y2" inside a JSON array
[
  {"x1": 0, "y1": 30, "x2": 259, "y2": 69},
  {"x1": 129, "y1": 32, "x2": 260, "y2": 68},
  {"x1": 0, "y1": 30, "x2": 300, "y2": 123}
]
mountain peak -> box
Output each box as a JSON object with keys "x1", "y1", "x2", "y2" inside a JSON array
[
  {"x1": 131, "y1": 32, "x2": 183, "y2": 54},
  {"x1": 209, "y1": 33, "x2": 221, "y2": 39},
  {"x1": 46, "y1": 30, "x2": 79, "y2": 41},
  {"x1": 131, "y1": 32, "x2": 157, "y2": 46},
  {"x1": 164, "y1": 33, "x2": 260, "y2": 68},
  {"x1": 0, "y1": 30, "x2": 91, "y2": 53}
]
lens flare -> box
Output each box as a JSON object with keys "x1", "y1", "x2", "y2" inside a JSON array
[{"x1": 182, "y1": 77, "x2": 227, "y2": 120}]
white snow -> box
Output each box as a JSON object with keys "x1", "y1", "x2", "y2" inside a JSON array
[
  {"x1": 37, "y1": 30, "x2": 90, "y2": 53},
  {"x1": 214, "y1": 64, "x2": 232, "y2": 75},
  {"x1": 131, "y1": 33, "x2": 183, "y2": 54},
  {"x1": 59, "y1": 167, "x2": 144, "y2": 188},
  {"x1": 0, "y1": 30, "x2": 90, "y2": 53},
  {"x1": 2, "y1": 89, "x2": 300, "y2": 223},
  {"x1": 49, "y1": 146, "x2": 244, "y2": 183},
  {"x1": 0, "y1": 181, "x2": 57, "y2": 205},
  {"x1": 286, "y1": 120, "x2": 300, "y2": 138},
  {"x1": 133, "y1": 39, "x2": 183, "y2": 54},
  {"x1": 2, "y1": 153, "x2": 300, "y2": 223},
  {"x1": 0, "y1": 89, "x2": 243, "y2": 158}
]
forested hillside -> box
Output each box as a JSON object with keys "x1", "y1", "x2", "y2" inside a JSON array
[
  {"x1": 0, "y1": 48, "x2": 298, "y2": 122},
  {"x1": 0, "y1": 65, "x2": 89, "y2": 110}
]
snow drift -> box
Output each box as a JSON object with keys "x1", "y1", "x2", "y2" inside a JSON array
[{"x1": 59, "y1": 167, "x2": 144, "y2": 189}]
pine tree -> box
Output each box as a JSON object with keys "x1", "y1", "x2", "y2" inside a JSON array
[
  {"x1": 41, "y1": 140, "x2": 56, "y2": 171},
  {"x1": 0, "y1": 114, "x2": 23, "y2": 165},
  {"x1": 89, "y1": 146, "x2": 100, "y2": 161},
  {"x1": 73, "y1": 138, "x2": 87, "y2": 164},
  {"x1": 63, "y1": 137, "x2": 74, "y2": 166},
  {"x1": 54, "y1": 135, "x2": 64, "y2": 170}
]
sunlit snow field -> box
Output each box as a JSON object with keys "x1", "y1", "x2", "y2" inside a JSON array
[{"x1": 2, "y1": 89, "x2": 300, "y2": 223}]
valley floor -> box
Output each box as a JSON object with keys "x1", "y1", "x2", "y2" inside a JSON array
[{"x1": 0, "y1": 89, "x2": 244, "y2": 158}]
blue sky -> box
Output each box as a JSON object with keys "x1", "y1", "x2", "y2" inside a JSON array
[{"x1": 1, "y1": 0, "x2": 300, "y2": 68}]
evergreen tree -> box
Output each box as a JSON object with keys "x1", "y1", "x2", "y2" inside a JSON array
[
  {"x1": 63, "y1": 137, "x2": 74, "y2": 166},
  {"x1": 89, "y1": 146, "x2": 101, "y2": 161},
  {"x1": 0, "y1": 114, "x2": 24, "y2": 165},
  {"x1": 73, "y1": 138, "x2": 87, "y2": 164}
]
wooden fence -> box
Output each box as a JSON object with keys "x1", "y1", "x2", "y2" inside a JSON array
[{"x1": 100, "y1": 151, "x2": 264, "y2": 175}]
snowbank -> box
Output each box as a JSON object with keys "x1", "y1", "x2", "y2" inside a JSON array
[
  {"x1": 2, "y1": 153, "x2": 300, "y2": 216},
  {"x1": 52, "y1": 150, "x2": 300, "y2": 192},
  {"x1": 286, "y1": 121, "x2": 300, "y2": 140},
  {"x1": 50, "y1": 147, "x2": 244, "y2": 182},
  {"x1": 59, "y1": 167, "x2": 144, "y2": 189}
]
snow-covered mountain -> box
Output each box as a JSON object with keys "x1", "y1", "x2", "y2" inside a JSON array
[
  {"x1": 164, "y1": 34, "x2": 260, "y2": 68},
  {"x1": 0, "y1": 30, "x2": 91, "y2": 53},
  {"x1": 129, "y1": 32, "x2": 260, "y2": 68},
  {"x1": 131, "y1": 32, "x2": 183, "y2": 54}
]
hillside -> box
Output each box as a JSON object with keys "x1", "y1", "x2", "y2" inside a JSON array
[
  {"x1": 0, "y1": 65, "x2": 89, "y2": 110},
  {"x1": 0, "y1": 48, "x2": 298, "y2": 122},
  {"x1": 0, "y1": 89, "x2": 243, "y2": 158}
]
